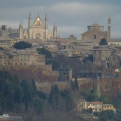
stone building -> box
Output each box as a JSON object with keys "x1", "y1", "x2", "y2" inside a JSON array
[
  {"x1": 81, "y1": 17, "x2": 111, "y2": 44},
  {"x1": 92, "y1": 46, "x2": 112, "y2": 68},
  {"x1": 102, "y1": 104, "x2": 115, "y2": 112},
  {"x1": 0, "y1": 37, "x2": 18, "y2": 48},
  {"x1": 75, "y1": 99, "x2": 88, "y2": 112},
  {"x1": 0, "y1": 49, "x2": 45, "y2": 66},
  {"x1": 58, "y1": 67, "x2": 72, "y2": 81},
  {"x1": 75, "y1": 99, "x2": 115, "y2": 113},
  {"x1": 0, "y1": 13, "x2": 58, "y2": 41},
  {"x1": 87, "y1": 101, "x2": 103, "y2": 112}
]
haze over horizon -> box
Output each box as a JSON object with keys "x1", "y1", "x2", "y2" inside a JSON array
[{"x1": 0, "y1": 0, "x2": 121, "y2": 39}]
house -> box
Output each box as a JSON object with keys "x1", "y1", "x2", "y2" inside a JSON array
[{"x1": 87, "y1": 101, "x2": 103, "y2": 112}]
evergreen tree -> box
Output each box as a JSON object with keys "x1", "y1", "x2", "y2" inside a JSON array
[
  {"x1": 31, "y1": 79, "x2": 36, "y2": 94},
  {"x1": 13, "y1": 41, "x2": 32, "y2": 49},
  {"x1": 74, "y1": 77, "x2": 78, "y2": 90},
  {"x1": 14, "y1": 85, "x2": 24, "y2": 104},
  {"x1": 49, "y1": 85, "x2": 59, "y2": 109},
  {"x1": 99, "y1": 38, "x2": 108, "y2": 45}
]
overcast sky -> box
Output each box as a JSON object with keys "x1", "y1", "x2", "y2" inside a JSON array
[{"x1": 0, "y1": 0, "x2": 121, "y2": 39}]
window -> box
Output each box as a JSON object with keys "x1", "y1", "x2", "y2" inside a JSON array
[
  {"x1": 93, "y1": 34, "x2": 96, "y2": 39},
  {"x1": 9, "y1": 56, "x2": 13, "y2": 59}
]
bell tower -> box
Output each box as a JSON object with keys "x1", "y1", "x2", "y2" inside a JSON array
[
  {"x1": 53, "y1": 23, "x2": 58, "y2": 38},
  {"x1": 108, "y1": 17, "x2": 111, "y2": 41}
]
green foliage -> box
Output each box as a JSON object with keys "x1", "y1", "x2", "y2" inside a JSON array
[
  {"x1": 33, "y1": 98, "x2": 43, "y2": 114},
  {"x1": 52, "y1": 61, "x2": 60, "y2": 70},
  {"x1": 74, "y1": 77, "x2": 78, "y2": 90},
  {"x1": 100, "y1": 95, "x2": 109, "y2": 103},
  {"x1": 21, "y1": 80, "x2": 33, "y2": 110},
  {"x1": 0, "y1": 71, "x2": 47, "y2": 113},
  {"x1": 87, "y1": 108, "x2": 93, "y2": 114},
  {"x1": 14, "y1": 85, "x2": 24, "y2": 103},
  {"x1": 71, "y1": 77, "x2": 78, "y2": 91},
  {"x1": 37, "y1": 91, "x2": 48, "y2": 100},
  {"x1": 99, "y1": 110, "x2": 115, "y2": 121},
  {"x1": 31, "y1": 79, "x2": 36, "y2": 93},
  {"x1": 13, "y1": 41, "x2": 32, "y2": 49},
  {"x1": 0, "y1": 47, "x2": 4, "y2": 50},
  {"x1": 83, "y1": 54, "x2": 93, "y2": 64},
  {"x1": 49, "y1": 85, "x2": 59, "y2": 109},
  {"x1": 80, "y1": 88, "x2": 97, "y2": 101},
  {"x1": 60, "y1": 89, "x2": 74, "y2": 111},
  {"x1": 37, "y1": 48, "x2": 52, "y2": 64},
  {"x1": 99, "y1": 38, "x2": 108, "y2": 45}
]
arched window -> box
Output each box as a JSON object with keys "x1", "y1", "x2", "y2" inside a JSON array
[{"x1": 36, "y1": 33, "x2": 41, "y2": 39}]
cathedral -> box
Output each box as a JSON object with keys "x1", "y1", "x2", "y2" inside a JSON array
[{"x1": 0, "y1": 13, "x2": 58, "y2": 41}]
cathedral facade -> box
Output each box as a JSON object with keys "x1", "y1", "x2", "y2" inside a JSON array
[{"x1": 0, "y1": 13, "x2": 58, "y2": 41}]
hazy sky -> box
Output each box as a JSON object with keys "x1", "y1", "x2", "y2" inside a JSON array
[{"x1": 0, "y1": 0, "x2": 121, "y2": 39}]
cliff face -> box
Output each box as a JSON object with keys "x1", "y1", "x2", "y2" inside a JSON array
[{"x1": 77, "y1": 78, "x2": 121, "y2": 100}]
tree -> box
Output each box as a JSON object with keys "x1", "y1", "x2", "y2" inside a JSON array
[
  {"x1": 100, "y1": 95, "x2": 109, "y2": 103},
  {"x1": 34, "y1": 98, "x2": 43, "y2": 114},
  {"x1": 83, "y1": 54, "x2": 93, "y2": 64},
  {"x1": 49, "y1": 85, "x2": 59, "y2": 109},
  {"x1": 0, "y1": 47, "x2": 3, "y2": 50},
  {"x1": 14, "y1": 85, "x2": 24, "y2": 104},
  {"x1": 6, "y1": 90, "x2": 14, "y2": 110},
  {"x1": 99, "y1": 38, "x2": 108, "y2": 45},
  {"x1": 13, "y1": 41, "x2": 32, "y2": 49},
  {"x1": 37, "y1": 91, "x2": 47, "y2": 100},
  {"x1": 74, "y1": 77, "x2": 78, "y2": 90},
  {"x1": 31, "y1": 79, "x2": 36, "y2": 94},
  {"x1": 80, "y1": 88, "x2": 97, "y2": 101},
  {"x1": 52, "y1": 61, "x2": 60, "y2": 70},
  {"x1": 87, "y1": 108, "x2": 93, "y2": 114},
  {"x1": 21, "y1": 80, "x2": 33, "y2": 111},
  {"x1": 37, "y1": 48, "x2": 52, "y2": 64}
]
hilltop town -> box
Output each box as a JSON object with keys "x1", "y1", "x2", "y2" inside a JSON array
[{"x1": 0, "y1": 13, "x2": 121, "y2": 121}]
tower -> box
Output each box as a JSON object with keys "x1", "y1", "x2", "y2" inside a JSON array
[
  {"x1": 28, "y1": 12, "x2": 32, "y2": 39},
  {"x1": 108, "y1": 17, "x2": 111, "y2": 41},
  {"x1": 19, "y1": 21, "x2": 23, "y2": 39},
  {"x1": 53, "y1": 23, "x2": 58, "y2": 38},
  {"x1": 45, "y1": 14, "x2": 48, "y2": 40},
  {"x1": 28, "y1": 12, "x2": 32, "y2": 28}
]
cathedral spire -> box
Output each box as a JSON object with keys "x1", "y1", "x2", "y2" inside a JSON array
[
  {"x1": 28, "y1": 12, "x2": 32, "y2": 28},
  {"x1": 29, "y1": 12, "x2": 32, "y2": 19},
  {"x1": 19, "y1": 21, "x2": 23, "y2": 39},
  {"x1": 19, "y1": 21, "x2": 23, "y2": 29},
  {"x1": 45, "y1": 14, "x2": 48, "y2": 40}
]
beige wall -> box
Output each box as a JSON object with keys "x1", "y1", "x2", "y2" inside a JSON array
[{"x1": 82, "y1": 28, "x2": 108, "y2": 43}]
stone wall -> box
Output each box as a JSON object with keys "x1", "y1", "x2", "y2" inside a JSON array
[
  {"x1": 0, "y1": 65, "x2": 59, "y2": 82},
  {"x1": 76, "y1": 78, "x2": 121, "y2": 100}
]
